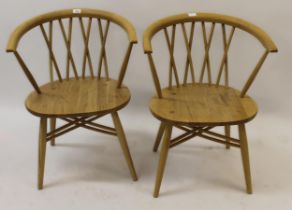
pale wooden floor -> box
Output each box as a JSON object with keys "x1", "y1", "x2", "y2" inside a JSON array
[{"x1": 0, "y1": 107, "x2": 292, "y2": 210}]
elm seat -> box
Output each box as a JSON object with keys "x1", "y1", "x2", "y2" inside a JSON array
[
  {"x1": 150, "y1": 84, "x2": 258, "y2": 126},
  {"x1": 26, "y1": 78, "x2": 131, "y2": 117}
]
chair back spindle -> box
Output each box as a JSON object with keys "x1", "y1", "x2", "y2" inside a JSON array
[
  {"x1": 7, "y1": 9, "x2": 137, "y2": 94},
  {"x1": 143, "y1": 13, "x2": 277, "y2": 98}
]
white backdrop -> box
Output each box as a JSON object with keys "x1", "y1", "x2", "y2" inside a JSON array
[{"x1": 0, "y1": 1, "x2": 292, "y2": 210}]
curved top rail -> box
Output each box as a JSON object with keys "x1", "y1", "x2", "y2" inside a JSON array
[
  {"x1": 143, "y1": 12, "x2": 278, "y2": 53},
  {"x1": 7, "y1": 8, "x2": 137, "y2": 52}
]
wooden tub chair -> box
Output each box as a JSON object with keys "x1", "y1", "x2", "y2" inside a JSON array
[
  {"x1": 7, "y1": 8, "x2": 138, "y2": 189},
  {"x1": 143, "y1": 12, "x2": 277, "y2": 197}
]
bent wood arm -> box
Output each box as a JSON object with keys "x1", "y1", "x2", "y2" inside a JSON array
[
  {"x1": 7, "y1": 8, "x2": 137, "y2": 53},
  {"x1": 143, "y1": 12, "x2": 278, "y2": 54}
]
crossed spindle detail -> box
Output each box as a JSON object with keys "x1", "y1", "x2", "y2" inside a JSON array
[
  {"x1": 161, "y1": 22, "x2": 221, "y2": 86},
  {"x1": 182, "y1": 22, "x2": 196, "y2": 84},
  {"x1": 162, "y1": 22, "x2": 228, "y2": 87},
  {"x1": 10, "y1": 13, "x2": 135, "y2": 95},
  {"x1": 40, "y1": 24, "x2": 63, "y2": 82},
  {"x1": 65, "y1": 18, "x2": 73, "y2": 79},
  {"x1": 43, "y1": 17, "x2": 113, "y2": 81},
  {"x1": 49, "y1": 21, "x2": 54, "y2": 82},
  {"x1": 58, "y1": 18, "x2": 79, "y2": 79},
  {"x1": 155, "y1": 21, "x2": 267, "y2": 97},
  {"x1": 97, "y1": 19, "x2": 110, "y2": 79},
  {"x1": 79, "y1": 17, "x2": 94, "y2": 78},
  {"x1": 199, "y1": 22, "x2": 215, "y2": 84},
  {"x1": 164, "y1": 25, "x2": 180, "y2": 88},
  {"x1": 216, "y1": 24, "x2": 235, "y2": 86}
]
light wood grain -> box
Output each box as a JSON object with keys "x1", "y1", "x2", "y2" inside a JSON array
[
  {"x1": 144, "y1": 13, "x2": 277, "y2": 197},
  {"x1": 7, "y1": 9, "x2": 138, "y2": 190},
  {"x1": 153, "y1": 124, "x2": 172, "y2": 198},
  {"x1": 14, "y1": 52, "x2": 41, "y2": 94},
  {"x1": 50, "y1": 118, "x2": 56, "y2": 146},
  {"x1": 144, "y1": 13, "x2": 277, "y2": 98},
  {"x1": 112, "y1": 112, "x2": 138, "y2": 181},
  {"x1": 25, "y1": 78, "x2": 131, "y2": 117},
  {"x1": 97, "y1": 19, "x2": 110, "y2": 79},
  {"x1": 200, "y1": 22, "x2": 215, "y2": 84},
  {"x1": 143, "y1": 12, "x2": 278, "y2": 53},
  {"x1": 7, "y1": 8, "x2": 137, "y2": 52},
  {"x1": 182, "y1": 22, "x2": 195, "y2": 84},
  {"x1": 153, "y1": 122, "x2": 165, "y2": 152},
  {"x1": 38, "y1": 117, "x2": 47, "y2": 190},
  {"x1": 225, "y1": 125, "x2": 231, "y2": 149},
  {"x1": 239, "y1": 124, "x2": 252, "y2": 194},
  {"x1": 150, "y1": 84, "x2": 258, "y2": 126}
]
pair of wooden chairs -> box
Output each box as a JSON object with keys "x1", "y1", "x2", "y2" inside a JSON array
[{"x1": 7, "y1": 9, "x2": 277, "y2": 197}]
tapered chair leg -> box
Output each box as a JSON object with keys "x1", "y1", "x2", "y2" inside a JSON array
[
  {"x1": 153, "y1": 122, "x2": 166, "y2": 152},
  {"x1": 50, "y1": 118, "x2": 56, "y2": 146},
  {"x1": 111, "y1": 112, "x2": 138, "y2": 181},
  {"x1": 238, "y1": 124, "x2": 252, "y2": 194},
  {"x1": 153, "y1": 124, "x2": 172, "y2": 198},
  {"x1": 38, "y1": 117, "x2": 47, "y2": 190},
  {"x1": 225, "y1": 125, "x2": 231, "y2": 149}
]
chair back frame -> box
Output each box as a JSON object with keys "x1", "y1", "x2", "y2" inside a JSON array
[
  {"x1": 7, "y1": 8, "x2": 138, "y2": 94},
  {"x1": 143, "y1": 12, "x2": 278, "y2": 98}
]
